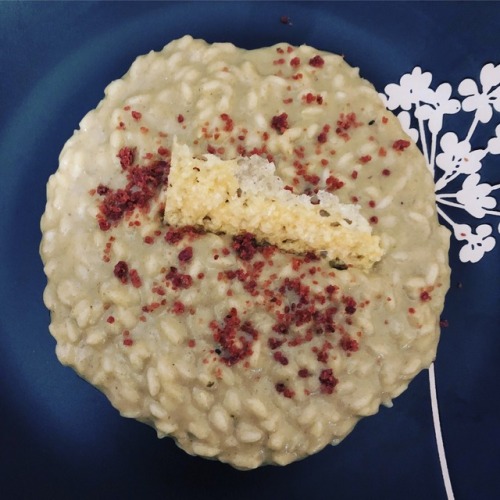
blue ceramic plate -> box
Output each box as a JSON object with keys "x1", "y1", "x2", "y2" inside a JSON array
[{"x1": 1, "y1": 2, "x2": 499, "y2": 499}]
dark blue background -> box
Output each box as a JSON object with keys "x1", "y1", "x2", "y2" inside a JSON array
[{"x1": 1, "y1": 2, "x2": 499, "y2": 499}]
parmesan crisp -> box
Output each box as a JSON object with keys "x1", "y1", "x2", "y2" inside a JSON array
[{"x1": 163, "y1": 141, "x2": 384, "y2": 270}]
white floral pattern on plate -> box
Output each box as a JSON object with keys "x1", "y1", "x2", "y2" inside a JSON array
[
  {"x1": 380, "y1": 64, "x2": 500, "y2": 500},
  {"x1": 381, "y1": 64, "x2": 500, "y2": 263}
]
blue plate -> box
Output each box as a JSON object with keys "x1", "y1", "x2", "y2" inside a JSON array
[{"x1": 1, "y1": 2, "x2": 499, "y2": 499}]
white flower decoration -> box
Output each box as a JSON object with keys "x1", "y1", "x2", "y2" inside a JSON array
[
  {"x1": 396, "y1": 111, "x2": 419, "y2": 142},
  {"x1": 384, "y1": 67, "x2": 434, "y2": 111},
  {"x1": 435, "y1": 132, "x2": 486, "y2": 191},
  {"x1": 414, "y1": 83, "x2": 461, "y2": 134},
  {"x1": 383, "y1": 63, "x2": 500, "y2": 263},
  {"x1": 458, "y1": 63, "x2": 500, "y2": 123},
  {"x1": 454, "y1": 224, "x2": 496, "y2": 263},
  {"x1": 456, "y1": 174, "x2": 497, "y2": 218},
  {"x1": 488, "y1": 124, "x2": 500, "y2": 154}
]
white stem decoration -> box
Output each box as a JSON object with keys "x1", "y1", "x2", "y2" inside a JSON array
[
  {"x1": 429, "y1": 364, "x2": 455, "y2": 500},
  {"x1": 436, "y1": 193, "x2": 457, "y2": 199},
  {"x1": 429, "y1": 132, "x2": 438, "y2": 173},
  {"x1": 435, "y1": 170, "x2": 462, "y2": 191},
  {"x1": 438, "y1": 198, "x2": 500, "y2": 216},
  {"x1": 416, "y1": 103, "x2": 430, "y2": 165},
  {"x1": 465, "y1": 113, "x2": 480, "y2": 143}
]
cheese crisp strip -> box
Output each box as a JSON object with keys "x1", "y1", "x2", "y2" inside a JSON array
[{"x1": 163, "y1": 141, "x2": 384, "y2": 270}]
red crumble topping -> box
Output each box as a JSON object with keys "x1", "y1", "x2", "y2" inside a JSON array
[
  {"x1": 220, "y1": 113, "x2": 234, "y2": 132},
  {"x1": 317, "y1": 132, "x2": 328, "y2": 143},
  {"x1": 273, "y1": 351, "x2": 289, "y2": 365},
  {"x1": 309, "y1": 55, "x2": 325, "y2": 68},
  {"x1": 336, "y1": 112, "x2": 361, "y2": 140},
  {"x1": 440, "y1": 319, "x2": 449, "y2": 328},
  {"x1": 232, "y1": 233, "x2": 259, "y2": 261},
  {"x1": 178, "y1": 246, "x2": 193, "y2": 262},
  {"x1": 369, "y1": 216, "x2": 379, "y2": 224},
  {"x1": 210, "y1": 308, "x2": 258, "y2": 366},
  {"x1": 326, "y1": 175, "x2": 344, "y2": 191},
  {"x1": 303, "y1": 93, "x2": 315, "y2": 104},
  {"x1": 131, "y1": 110, "x2": 142, "y2": 121},
  {"x1": 164, "y1": 225, "x2": 204, "y2": 245},
  {"x1": 177, "y1": 114, "x2": 184, "y2": 123},
  {"x1": 165, "y1": 266, "x2": 193, "y2": 290},
  {"x1": 342, "y1": 296, "x2": 357, "y2": 314},
  {"x1": 382, "y1": 168, "x2": 391, "y2": 176},
  {"x1": 319, "y1": 368, "x2": 338, "y2": 394},
  {"x1": 420, "y1": 291, "x2": 432, "y2": 301},
  {"x1": 275, "y1": 383, "x2": 295, "y2": 399},
  {"x1": 158, "y1": 146, "x2": 171, "y2": 156},
  {"x1": 97, "y1": 184, "x2": 109, "y2": 196},
  {"x1": 117, "y1": 147, "x2": 136, "y2": 169},
  {"x1": 129, "y1": 269, "x2": 142, "y2": 288},
  {"x1": 270, "y1": 113, "x2": 289, "y2": 134},
  {"x1": 107, "y1": 316, "x2": 115, "y2": 324},
  {"x1": 378, "y1": 147, "x2": 387, "y2": 157},
  {"x1": 298, "y1": 368, "x2": 310, "y2": 378},
  {"x1": 172, "y1": 301, "x2": 185, "y2": 314},
  {"x1": 272, "y1": 322, "x2": 289, "y2": 335},
  {"x1": 97, "y1": 149, "x2": 169, "y2": 230},
  {"x1": 359, "y1": 155, "x2": 372, "y2": 164},
  {"x1": 113, "y1": 261, "x2": 129, "y2": 284},
  {"x1": 268, "y1": 337, "x2": 285, "y2": 350},
  {"x1": 304, "y1": 174, "x2": 320, "y2": 185},
  {"x1": 273, "y1": 58, "x2": 285, "y2": 65},
  {"x1": 290, "y1": 56, "x2": 300, "y2": 68},
  {"x1": 393, "y1": 139, "x2": 411, "y2": 151},
  {"x1": 302, "y1": 93, "x2": 323, "y2": 105},
  {"x1": 340, "y1": 336, "x2": 359, "y2": 352},
  {"x1": 152, "y1": 285, "x2": 165, "y2": 296},
  {"x1": 142, "y1": 302, "x2": 162, "y2": 313},
  {"x1": 280, "y1": 15, "x2": 292, "y2": 25}
]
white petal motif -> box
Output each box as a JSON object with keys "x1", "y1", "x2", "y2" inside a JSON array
[
  {"x1": 435, "y1": 133, "x2": 485, "y2": 190},
  {"x1": 384, "y1": 67, "x2": 433, "y2": 111},
  {"x1": 479, "y1": 63, "x2": 500, "y2": 93},
  {"x1": 396, "y1": 111, "x2": 419, "y2": 142},
  {"x1": 488, "y1": 125, "x2": 500, "y2": 154},
  {"x1": 456, "y1": 174, "x2": 496, "y2": 218},
  {"x1": 458, "y1": 78, "x2": 479, "y2": 98},
  {"x1": 456, "y1": 224, "x2": 496, "y2": 263}
]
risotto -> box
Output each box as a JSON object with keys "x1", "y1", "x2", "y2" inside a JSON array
[{"x1": 40, "y1": 36, "x2": 450, "y2": 469}]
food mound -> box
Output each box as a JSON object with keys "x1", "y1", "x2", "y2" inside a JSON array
[{"x1": 40, "y1": 36, "x2": 450, "y2": 469}]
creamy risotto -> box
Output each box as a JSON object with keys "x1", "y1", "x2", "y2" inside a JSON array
[{"x1": 40, "y1": 36, "x2": 450, "y2": 469}]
